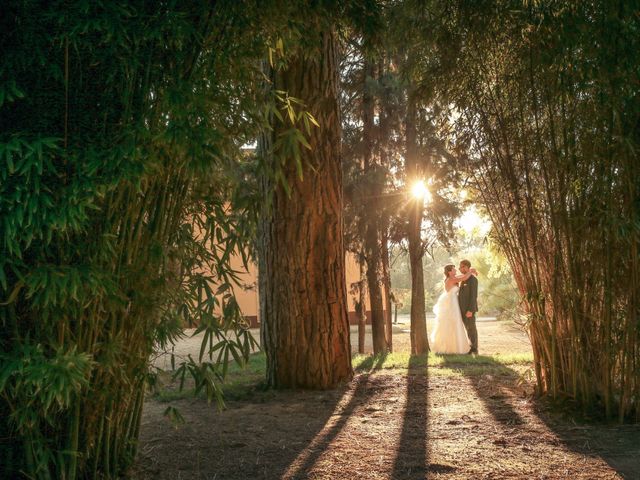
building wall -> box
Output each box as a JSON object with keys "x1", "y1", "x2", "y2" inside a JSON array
[
  {"x1": 227, "y1": 252, "x2": 386, "y2": 328},
  {"x1": 226, "y1": 251, "x2": 259, "y2": 326}
]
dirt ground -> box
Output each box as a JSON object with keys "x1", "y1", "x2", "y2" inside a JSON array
[{"x1": 134, "y1": 320, "x2": 640, "y2": 479}]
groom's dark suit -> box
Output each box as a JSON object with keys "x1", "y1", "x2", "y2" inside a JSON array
[{"x1": 458, "y1": 275, "x2": 478, "y2": 353}]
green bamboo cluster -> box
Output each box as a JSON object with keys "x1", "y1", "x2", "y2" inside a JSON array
[
  {"x1": 0, "y1": 2, "x2": 267, "y2": 478},
  {"x1": 442, "y1": 1, "x2": 639, "y2": 420}
]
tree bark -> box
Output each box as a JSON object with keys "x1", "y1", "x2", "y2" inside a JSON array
[
  {"x1": 378, "y1": 55, "x2": 393, "y2": 353},
  {"x1": 362, "y1": 56, "x2": 387, "y2": 355},
  {"x1": 357, "y1": 259, "x2": 367, "y2": 354},
  {"x1": 405, "y1": 95, "x2": 429, "y2": 354},
  {"x1": 381, "y1": 237, "x2": 393, "y2": 352},
  {"x1": 258, "y1": 27, "x2": 352, "y2": 389},
  {"x1": 364, "y1": 241, "x2": 386, "y2": 354}
]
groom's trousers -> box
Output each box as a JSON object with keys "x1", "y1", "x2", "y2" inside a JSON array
[{"x1": 463, "y1": 314, "x2": 478, "y2": 353}]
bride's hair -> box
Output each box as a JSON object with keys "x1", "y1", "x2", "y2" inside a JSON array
[{"x1": 444, "y1": 264, "x2": 455, "y2": 278}]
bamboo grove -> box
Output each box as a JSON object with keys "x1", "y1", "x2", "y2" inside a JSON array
[
  {"x1": 0, "y1": 3, "x2": 268, "y2": 478},
  {"x1": 435, "y1": 1, "x2": 640, "y2": 420}
]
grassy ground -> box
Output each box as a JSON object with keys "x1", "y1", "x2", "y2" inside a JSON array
[
  {"x1": 150, "y1": 316, "x2": 531, "y2": 370},
  {"x1": 152, "y1": 350, "x2": 534, "y2": 404}
]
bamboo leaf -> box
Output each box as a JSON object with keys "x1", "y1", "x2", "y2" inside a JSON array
[
  {"x1": 163, "y1": 406, "x2": 185, "y2": 428},
  {"x1": 0, "y1": 280, "x2": 24, "y2": 306}
]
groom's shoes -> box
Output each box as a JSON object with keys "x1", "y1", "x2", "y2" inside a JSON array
[{"x1": 467, "y1": 348, "x2": 478, "y2": 355}]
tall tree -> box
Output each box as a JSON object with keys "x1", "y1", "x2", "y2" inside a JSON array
[
  {"x1": 384, "y1": 0, "x2": 461, "y2": 355},
  {"x1": 342, "y1": 33, "x2": 402, "y2": 355},
  {"x1": 361, "y1": 55, "x2": 389, "y2": 354},
  {"x1": 381, "y1": 236, "x2": 394, "y2": 351},
  {"x1": 348, "y1": 258, "x2": 368, "y2": 354},
  {"x1": 258, "y1": 18, "x2": 353, "y2": 389},
  {"x1": 405, "y1": 94, "x2": 430, "y2": 354}
]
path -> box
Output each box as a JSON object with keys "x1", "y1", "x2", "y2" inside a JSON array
[{"x1": 135, "y1": 321, "x2": 640, "y2": 479}]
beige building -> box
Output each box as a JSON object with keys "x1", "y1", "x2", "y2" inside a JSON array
[{"x1": 227, "y1": 251, "x2": 386, "y2": 328}]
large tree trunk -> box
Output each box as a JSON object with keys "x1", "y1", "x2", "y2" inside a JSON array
[
  {"x1": 258, "y1": 28, "x2": 352, "y2": 389},
  {"x1": 362, "y1": 56, "x2": 387, "y2": 355},
  {"x1": 405, "y1": 96, "x2": 429, "y2": 354}
]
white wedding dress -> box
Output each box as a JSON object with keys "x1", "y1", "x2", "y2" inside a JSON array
[{"x1": 430, "y1": 285, "x2": 471, "y2": 354}]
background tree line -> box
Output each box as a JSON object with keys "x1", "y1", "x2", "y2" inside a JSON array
[
  {"x1": 343, "y1": 0, "x2": 638, "y2": 422},
  {"x1": 389, "y1": 220, "x2": 520, "y2": 319}
]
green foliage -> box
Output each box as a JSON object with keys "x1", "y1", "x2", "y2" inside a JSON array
[
  {"x1": 340, "y1": 2, "x2": 462, "y2": 355},
  {"x1": 0, "y1": 345, "x2": 93, "y2": 424},
  {"x1": 0, "y1": 345, "x2": 93, "y2": 478},
  {"x1": 390, "y1": 227, "x2": 520, "y2": 318},
  {"x1": 152, "y1": 352, "x2": 269, "y2": 403},
  {"x1": 0, "y1": 1, "x2": 282, "y2": 477}
]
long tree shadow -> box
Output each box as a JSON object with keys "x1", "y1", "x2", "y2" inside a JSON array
[
  {"x1": 440, "y1": 355, "x2": 640, "y2": 479},
  {"x1": 390, "y1": 355, "x2": 431, "y2": 479},
  {"x1": 441, "y1": 355, "x2": 527, "y2": 427},
  {"x1": 282, "y1": 372, "x2": 374, "y2": 478},
  {"x1": 281, "y1": 352, "x2": 391, "y2": 477},
  {"x1": 135, "y1": 358, "x2": 377, "y2": 480},
  {"x1": 353, "y1": 351, "x2": 389, "y2": 373}
]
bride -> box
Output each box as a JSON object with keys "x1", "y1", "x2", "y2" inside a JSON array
[{"x1": 430, "y1": 264, "x2": 477, "y2": 354}]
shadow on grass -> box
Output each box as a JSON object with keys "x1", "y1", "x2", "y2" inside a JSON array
[
  {"x1": 145, "y1": 351, "x2": 639, "y2": 479},
  {"x1": 282, "y1": 352, "x2": 392, "y2": 477},
  {"x1": 286, "y1": 352, "x2": 434, "y2": 478},
  {"x1": 440, "y1": 354, "x2": 640, "y2": 479},
  {"x1": 354, "y1": 351, "x2": 389, "y2": 372}
]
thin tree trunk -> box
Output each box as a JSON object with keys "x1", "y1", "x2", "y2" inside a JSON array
[
  {"x1": 377, "y1": 60, "x2": 393, "y2": 352},
  {"x1": 258, "y1": 27, "x2": 352, "y2": 389},
  {"x1": 408, "y1": 206, "x2": 428, "y2": 354},
  {"x1": 362, "y1": 55, "x2": 387, "y2": 355},
  {"x1": 365, "y1": 244, "x2": 387, "y2": 354},
  {"x1": 357, "y1": 259, "x2": 367, "y2": 354},
  {"x1": 381, "y1": 237, "x2": 393, "y2": 352},
  {"x1": 405, "y1": 95, "x2": 429, "y2": 354}
]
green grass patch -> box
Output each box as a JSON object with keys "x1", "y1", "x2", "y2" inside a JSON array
[
  {"x1": 430, "y1": 351, "x2": 533, "y2": 366},
  {"x1": 352, "y1": 351, "x2": 532, "y2": 372},
  {"x1": 352, "y1": 352, "x2": 424, "y2": 371},
  {"x1": 431, "y1": 364, "x2": 521, "y2": 378},
  {"x1": 152, "y1": 349, "x2": 533, "y2": 402},
  {"x1": 152, "y1": 352, "x2": 269, "y2": 403},
  {"x1": 219, "y1": 353, "x2": 273, "y2": 401},
  {"x1": 427, "y1": 367, "x2": 464, "y2": 377}
]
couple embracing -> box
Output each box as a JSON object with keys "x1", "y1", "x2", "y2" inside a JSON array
[{"x1": 430, "y1": 259, "x2": 479, "y2": 355}]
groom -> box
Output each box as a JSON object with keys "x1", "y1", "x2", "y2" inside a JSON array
[{"x1": 458, "y1": 259, "x2": 478, "y2": 354}]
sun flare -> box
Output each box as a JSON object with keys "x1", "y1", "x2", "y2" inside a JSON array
[
  {"x1": 411, "y1": 180, "x2": 431, "y2": 202},
  {"x1": 456, "y1": 205, "x2": 491, "y2": 234}
]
